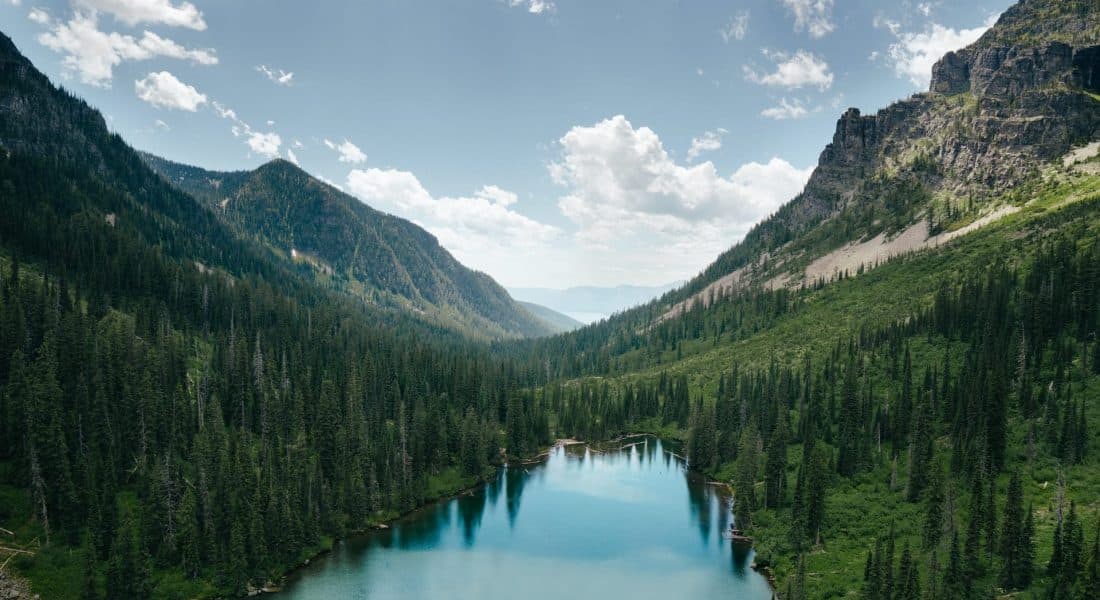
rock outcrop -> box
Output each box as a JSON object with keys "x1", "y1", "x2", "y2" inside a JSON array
[{"x1": 680, "y1": 0, "x2": 1100, "y2": 299}]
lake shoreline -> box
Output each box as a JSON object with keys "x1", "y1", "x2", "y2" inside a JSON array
[
  {"x1": 269, "y1": 432, "x2": 776, "y2": 597},
  {"x1": 264, "y1": 436, "x2": 594, "y2": 596}
]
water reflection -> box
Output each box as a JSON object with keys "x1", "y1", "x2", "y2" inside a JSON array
[
  {"x1": 281, "y1": 436, "x2": 772, "y2": 600},
  {"x1": 457, "y1": 484, "x2": 487, "y2": 547},
  {"x1": 505, "y1": 465, "x2": 528, "y2": 528}
]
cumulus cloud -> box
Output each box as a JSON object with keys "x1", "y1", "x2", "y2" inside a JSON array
[
  {"x1": 28, "y1": 7, "x2": 49, "y2": 23},
  {"x1": 75, "y1": 0, "x2": 206, "y2": 30},
  {"x1": 880, "y1": 16, "x2": 994, "y2": 87},
  {"x1": 246, "y1": 132, "x2": 282, "y2": 159},
  {"x1": 761, "y1": 97, "x2": 810, "y2": 120},
  {"x1": 548, "y1": 115, "x2": 812, "y2": 248},
  {"x1": 506, "y1": 0, "x2": 555, "y2": 15},
  {"x1": 134, "y1": 71, "x2": 206, "y2": 110},
  {"x1": 256, "y1": 64, "x2": 293, "y2": 86},
  {"x1": 324, "y1": 139, "x2": 368, "y2": 164},
  {"x1": 687, "y1": 129, "x2": 727, "y2": 161},
  {"x1": 35, "y1": 11, "x2": 216, "y2": 86},
  {"x1": 720, "y1": 11, "x2": 749, "y2": 43},
  {"x1": 781, "y1": 0, "x2": 835, "y2": 39},
  {"x1": 744, "y1": 49, "x2": 833, "y2": 90},
  {"x1": 286, "y1": 148, "x2": 300, "y2": 165},
  {"x1": 345, "y1": 168, "x2": 559, "y2": 264}
]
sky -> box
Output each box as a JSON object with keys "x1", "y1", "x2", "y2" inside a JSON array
[{"x1": 0, "y1": 0, "x2": 1014, "y2": 288}]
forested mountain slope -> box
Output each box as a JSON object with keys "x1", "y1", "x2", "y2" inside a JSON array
[
  {"x1": 0, "y1": 30, "x2": 554, "y2": 599},
  {"x1": 516, "y1": 301, "x2": 583, "y2": 333},
  {"x1": 501, "y1": 1, "x2": 1100, "y2": 598},
  {"x1": 510, "y1": 0, "x2": 1100, "y2": 381},
  {"x1": 141, "y1": 154, "x2": 551, "y2": 340}
]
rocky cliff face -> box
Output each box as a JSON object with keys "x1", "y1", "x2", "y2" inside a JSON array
[
  {"x1": 780, "y1": 0, "x2": 1099, "y2": 238},
  {"x1": 677, "y1": 0, "x2": 1100, "y2": 302}
]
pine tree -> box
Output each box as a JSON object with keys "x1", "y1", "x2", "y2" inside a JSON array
[
  {"x1": 997, "y1": 471, "x2": 1028, "y2": 590},
  {"x1": 922, "y1": 464, "x2": 944, "y2": 549},
  {"x1": 942, "y1": 532, "x2": 964, "y2": 600},
  {"x1": 907, "y1": 394, "x2": 933, "y2": 502},
  {"x1": 733, "y1": 426, "x2": 759, "y2": 530},
  {"x1": 764, "y1": 413, "x2": 788, "y2": 509},
  {"x1": 105, "y1": 514, "x2": 151, "y2": 600},
  {"x1": 804, "y1": 440, "x2": 829, "y2": 546},
  {"x1": 896, "y1": 542, "x2": 921, "y2": 600}
]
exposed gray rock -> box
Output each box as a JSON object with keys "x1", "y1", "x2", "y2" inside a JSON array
[{"x1": 696, "y1": 0, "x2": 1100, "y2": 292}]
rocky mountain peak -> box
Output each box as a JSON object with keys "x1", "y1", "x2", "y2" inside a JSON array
[{"x1": 672, "y1": 0, "x2": 1100, "y2": 305}]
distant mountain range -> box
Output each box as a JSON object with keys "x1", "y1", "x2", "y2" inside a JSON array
[{"x1": 509, "y1": 282, "x2": 682, "y2": 323}]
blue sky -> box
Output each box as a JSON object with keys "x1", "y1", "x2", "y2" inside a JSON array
[{"x1": 1, "y1": 0, "x2": 1012, "y2": 288}]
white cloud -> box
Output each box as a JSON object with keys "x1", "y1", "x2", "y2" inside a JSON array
[
  {"x1": 28, "y1": 7, "x2": 49, "y2": 24},
  {"x1": 721, "y1": 11, "x2": 749, "y2": 43},
  {"x1": 211, "y1": 101, "x2": 237, "y2": 121},
  {"x1": 761, "y1": 97, "x2": 810, "y2": 120},
  {"x1": 781, "y1": 0, "x2": 835, "y2": 39},
  {"x1": 286, "y1": 148, "x2": 300, "y2": 165},
  {"x1": 211, "y1": 100, "x2": 283, "y2": 160},
  {"x1": 687, "y1": 129, "x2": 727, "y2": 161},
  {"x1": 507, "y1": 0, "x2": 555, "y2": 15},
  {"x1": 35, "y1": 12, "x2": 216, "y2": 86},
  {"x1": 475, "y1": 184, "x2": 518, "y2": 207},
  {"x1": 246, "y1": 131, "x2": 282, "y2": 159},
  {"x1": 548, "y1": 115, "x2": 811, "y2": 248},
  {"x1": 324, "y1": 138, "x2": 368, "y2": 164},
  {"x1": 744, "y1": 49, "x2": 833, "y2": 90},
  {"x1": 880, "y1": 16, "x2": 994, "y2": 87},
  {"x1": 345, "y1": 169, "x2": 559, "y2": 263},
  {"x1": 134, "y1": 71, "x2": 206, "y2": 111},
  {"x1": 256, "y1": 64, "x2": 293, "y2": 86},
  {"x1": 74, "y1": 0, "x2": 205, "y2": 30},
  {"x1": 154, "y1": 118, "x2": 169, "y2": 130}
]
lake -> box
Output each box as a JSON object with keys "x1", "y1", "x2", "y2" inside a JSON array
[{"x1": 279, "y1": 437, "x2": 774, "y2": 599}]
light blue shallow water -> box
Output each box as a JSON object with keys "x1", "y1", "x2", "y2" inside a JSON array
[{"x1": 280, "y1": 437, "x2": 773, "y2": 600}]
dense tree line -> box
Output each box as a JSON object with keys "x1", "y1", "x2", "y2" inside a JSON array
[
  {"x1": 0, "y1": 248, "x2": 553, "y2": 596},
  {"x1": 526, "y1": 215, "x2": 1100, "y2": 599},
  {"x1": 0, "y1": 39, "x2": 562, "y2": 597}
]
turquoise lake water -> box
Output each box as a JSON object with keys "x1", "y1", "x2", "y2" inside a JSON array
[{"x1": 280, "y1": 437, "x2": 774, "y2": 599}]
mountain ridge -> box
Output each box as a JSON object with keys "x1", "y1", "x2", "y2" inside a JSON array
[
  {"x1": 140, "y1": 152, "x2": 553, "y2": 340},
  {"x1": 645, "y1": 0, "x2": 1100, "y2": 320}
]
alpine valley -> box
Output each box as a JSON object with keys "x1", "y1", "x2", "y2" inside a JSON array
[{"x1": 1, "y1": 1, "x2": 1100, "y2": 599}]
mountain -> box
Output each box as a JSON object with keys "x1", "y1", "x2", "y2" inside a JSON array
[
  {"x1": 655, "y1": 0, "x2": 1100, "y2": 318},
  {"x1": 516, "y1": 301, "x2": 584, "y2": 333},
  {"x1": 140, "y1": 153, "x2": 552, "y2": 340},
  {"x1": 509, "y1": 282, "x2": 681, "y2": 323},
  {"x1": 508, "y1": 1, "x2": 1100, "y2": 598},
  {"x1": 0, "y1": 27, "x2": 567, "y2": 600}
]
